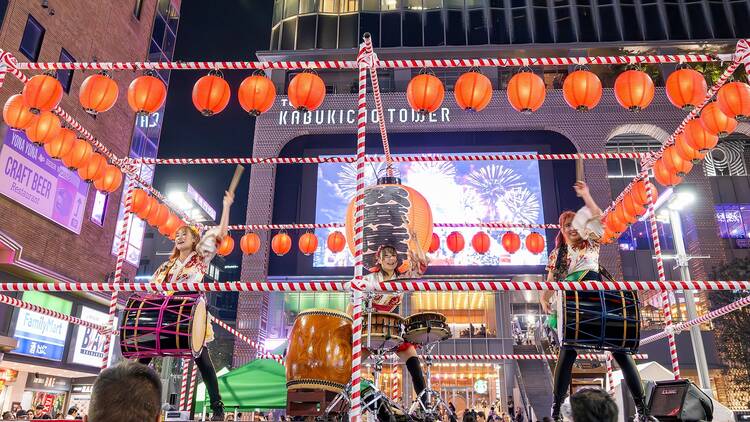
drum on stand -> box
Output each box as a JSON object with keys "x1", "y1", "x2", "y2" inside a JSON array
[
  {"x1": 120, "y1": 294, "x2": 208, "y2": 359},
  {"x1": 363, "y1": 311, "x2": 404, "y2": 352},
  {"x1": 561, "y1": 290, "x2": 641, "y2": 353},
  {"x1": 286, "y1": 309, "x2": 353, "y2": 393},
  {"x1": 403, "y1": 312, "x2": 452, "y2": 346}
]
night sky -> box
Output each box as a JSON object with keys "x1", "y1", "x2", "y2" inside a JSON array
[{"x1": 154, "y1": 1, "x2": 273, "y2": 265}]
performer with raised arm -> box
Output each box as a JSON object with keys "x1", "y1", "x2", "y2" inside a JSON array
[{"x1": 541, "y1": 181, "x2": 655, "y2": 422}]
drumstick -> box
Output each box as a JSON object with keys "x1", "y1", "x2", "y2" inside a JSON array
[
  {"x1": 576, "y1": 158, "x2": 585, "y2": 182},
  {"x1": 227, "y1": 165, "x2": 245, "y2": 196}
]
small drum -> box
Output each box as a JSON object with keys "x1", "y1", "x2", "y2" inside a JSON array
[
  {"x1": 403, "y1": 312, "x2": 451, "y2": 345},
  {"x1": 120, "y1": 294, "x2": 208, "y2": 359},
  {"x1": 561, "y1": 291, "x2": 641, "y2": 353},
  {"x1": 286, "y1": 309, "x2": 352, "y2": 393},
  {"x1": 363, "y1": 312, "x2": 404, "y2": 352}
]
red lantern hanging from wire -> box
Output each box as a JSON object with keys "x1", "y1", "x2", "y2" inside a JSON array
[
  {"x1": 298, "y1": 232, "x2": 319, "y2": 256},
  {"x1": 217, "y1": 235, "x2": 235, "y2": 256},
  {"x1": 684, "y1": 119, "x2": 719, "y2": 152},
  {"x1": 93, "y1": 164, "x2": 123, "y2": 193},
  {"x1": 428, "y1": 233, "x2": 440, "y2": 253},
  {"x1": 128, "y1": 189, "x2": 151, "y2": 215},
  {"x1": 446, "y1": 231, "x2": 465, "y2": 254},
  {"x1": 44, "y1": 127, "x2": 76, "y2": 159},
  {"x1": 661, "y1": 145, "x2": 694, "y2": 177},
  {"x1": 471, "y1": 231, "x2": 491, "y2": 254},
  {"x1": 665, "y1": 68, "x2": 707, "y2": 110},
  {"x1": 127, "y1": 72, "x2": 167, "y2": 115},
  {"x1": 272, "y1": 232, "x2": 293, "y2": 256},
  {"x1": 407, "y1": 72, "x2": 445, "y2": 115},
  {"x1": 525, "y1": 232, "x2": 546, "y2": 254},
  {"x1": 327, "y1": 231, "x2": 346, "y2": 253},
  {"x1": 25, "y1": 111, "x2": 61, "y2": 145},
  {"x1": 23, "y1": 73, "x2": 63, "y2": 113},
  {"x1": 614, "y1": 69, "x2": 655, "y2": 111},
  {"x1": 454, "y1": 70, "x2": 493, "y2": 112},
  {"x1": 674, "y1": 132, "x2": 706, "y2": 164},
  {"x1": 241, "y1": 232, "x2": 261, "y2": 255},
  {"x1": 623, "y1": 191, "x2": 646, "y2": 219},
  {"x1": 717, "y1": 81, "x2": 750, "y2": 121},
  {"x1": 3, "y1": 94, "x2": 34, "y2": 129},
  {"x1": 653, "y1": 158, "x2": 683, "y2": 187},
  {"x1": 501, "y1": 232, "x2": 521, "y2": 254},
  {"x1": 77, "y1": 152, "x2": 107, "y2": 183},
  {"x1": 288, "y1": 71, "x2": 326, "y2": 112},
  {"x1": 79, "y1": 72, "x2": 119, "y2": 115},
  {"x1": 192, "y1": 71, "x2": 231, "y2": 116},
  {"x1": 61, "y1": 138, "x2": 93, "y2": 170},
  {"x1": 562, "y1": 69, "x2": 602, "y2": 111},
  {"x1": 238, "y1": 73, "x2": 277, "y2": 116},
  {"x1": 507, "y1": 70, "x2": 546, "y2": 113},
  {"x1": 700, "y1": 101, "x2": 737, "y2": 138}
]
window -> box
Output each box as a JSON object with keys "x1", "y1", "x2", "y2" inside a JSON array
[
  {"x1": 663, "y1": 0, "x2": 688, "y2": 39},
  {"x1": 490, "y1": 8, "x2": 509, "y2": 44},
  {"x1": 605, "y1": 134, "x2": 661, "y2": 178},
  {"x1": 715, "y1": 204, "x2": 750, "y2": 239},
  {"x1": 553, "y1": 1, "x2": 576, "y2": 42},
  {"x1": 619, "y1": 0, "x2": 642, "y2": 40},
  {"x1": 296, "y1": 15, "x2": 317, "y2": 49},
  {"x1": 597, "y1": 0, "x2": 621, "y2": 41},
  {"x1": 281, "y1": 18, "x2": 298, "y2": 50},
  {"x1": 446, "y1": 9, "x2": 466, "y2": 45},
  {"x1": 57, "y1": 49, "x2": 75, "y2": 94},
  {"x1": 708, "y1": 0, "x2": 733, "y2": 38},
  {"x1": 685, "y1": 0, "x2": 712, "y2": 39},
  {"x1": 90, "y1": 191, "x2": 108, "y2": 226},
  {"x1": 511, "y1": 7, "x2": 532, "y2": 43},
  {"x1": 576, "y1": 0, "x2": 597, "y2": 41},
  {"x1": 381, "y1": 12, "x2": 402, "y2": 47},
  {"x1": 641, "y1": 0, "x2": 666, "y2": 40},
  {"x1": 729, "y1": 0, "x2": 750, "y2": 37},
  {"x1": 617, "y1": 221, "x2": 675, "y2": 251},
  {"x1": 134, "y1": 0, "x2": 144, "y2": 20},
  {"x1": 338, "y1": 13, "x2": 358, "y2": 47},
  {"x1": 425, "y1": 10, "x2": 445, "y2": 45},
  {"x1": 533, "y1": 1, "x2": 554, "y2": 43},
  {"x1": 317, "y1": 14, "x2": 338, "y2": 48},
  {"x1": 468, "y1": 8, "x2": 488, "y2": 44},
  {"x1": 19, "y1": 15, "x2": 44, "y2": 61},
  {"x1": 285, "y1": 0, "x2": 299, "y2": 17},
  {"x1": 403, "y1": 11, "x2": 424, "y2": 46}
]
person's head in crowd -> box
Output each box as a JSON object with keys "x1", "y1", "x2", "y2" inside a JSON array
[
  {"x1": 33, "y1": 405, "x2": 45, "y2": 417},
  {"x1": 68, "y1": 407, "x2": 78, "y2": 416},
  {"x1": 85, "y1": 360, "x2": 162, "y2": 422},
  {"x1": 1, "y1": 411, "x2": 12, "y2": 420},
  {"x1": 15, "y1": 409, "x2": 28, "y2": 420},
  {"x1": 567, "y1": 388, "x2": 618, "y2": 422}
]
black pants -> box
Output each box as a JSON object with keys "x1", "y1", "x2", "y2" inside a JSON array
[
  {"x1": 139, "y1": 348, "x2": 221, "y2": 406},
  {"x1": 553, "y1": 348, "x2": 645, "y2": 404}
]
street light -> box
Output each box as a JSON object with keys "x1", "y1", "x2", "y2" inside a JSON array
[{"x1": 656, "y1": 183, "x2": 713, "y2": 396}]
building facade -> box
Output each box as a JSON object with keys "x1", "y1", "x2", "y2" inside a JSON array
[
  {"x1": 239, "y1": 0, "x2": 750, "y2": 412},
  {"x1": 0, "y1": 0, "x2": 181, "y2": 415}
]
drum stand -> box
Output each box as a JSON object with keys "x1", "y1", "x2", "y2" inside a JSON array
[{"x1": 410, "y1": 342, "x2": 455, "y2": 422}]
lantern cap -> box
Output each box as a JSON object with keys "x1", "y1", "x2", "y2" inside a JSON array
[{"x1": 377, "y1": 176, "x2": 401, "y2": 185}]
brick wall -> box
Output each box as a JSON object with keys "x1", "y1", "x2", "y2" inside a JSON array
[{"x1": 0, "y1": 0, "x2": 157, "y2": 284}]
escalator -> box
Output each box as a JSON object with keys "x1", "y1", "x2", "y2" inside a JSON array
[{"x1": 513, "y1": 326, "x2": 556, "y2": 420}]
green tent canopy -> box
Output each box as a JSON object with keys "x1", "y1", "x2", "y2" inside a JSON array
[{"x1": 195, "y1": 358, "x2": 287, "y2": 411}]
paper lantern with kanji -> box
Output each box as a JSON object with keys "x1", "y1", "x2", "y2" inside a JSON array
[
  {"x1": 93, "y1": 164, "x2": 123, "y2": 193},
  {"x1": 684, "y1": 119, "x2": 718, "y2": 152},
  {"x1": 23, "y1": 74, "x2": 63, "y2": 113},
  {"x1": 298, "y1": 232, "x2": 318, "y2": 256},
  {"x1": 3, "y1": 94, "x2": 34, "y2": 129},
  {"x1": 623, "y1": 191, "x2": 646, "y2": 218},
  {"x1": 192, "y1": 72, "x2": 231, "y2": 116},
  {"x1": 272, "y1": 232, "x2": 293, "y2": 256},
  {"x1": 240, "y1": 232, "x2": 261, "y2": 255},
  {"x1": 79, "y1": 72, "x2": 119, "y2": 115},
  {"x1": 614, "y1": 69, "x2": 655, "y2": 111},
  {"x1": 525, "y1": 232, "x2": 545, "y2": 254},
  {"x1": 158, "y1": 213, "x2": 180, "y2": 237},
  {"x1": 454, "y1": 71, "x2": 492, "y2": 112},
  {"x1": 44, "y1": 127, "x2": 76, "y2": 159},
  {"x1": 717, "y1": 81, "x2": 750, "y2": 121},
  {"x1": 661, "y1": 145, "x2": 693, "y2": 177},
  {"x1": 507, "y1": 71, "x2": 546, "y2": 113},
  {"x1": 127, "y1": 74, "x2": 167, "y2": 114},
  {"x1": 471, "y1": 231, "x2": 491, "y2": 254},
  {"x1": 674, "y1": 132, "x2": 706, "y2": 164},
  {"x1": 501, "y1": 232, "x2": 521, "y2": 254},
  {"x1": 77, "y1": 152, "x2": 107, "y2": 182},
  {"x1": 562, "y1": 70, "x2": 602, "y2": 111},
  {"x1": 428, "y1": 233, "x2": 440, "y2": 253},
  {"x1": 407, "y1": 73, "x2": 445, "y2": 115},
  {"x1": 700, "y1": 101, "x2": 737, "y2": 137},
  {"x1": 288, "y1": 72, "x2": 325, "y2": 112},
  {"x1": 147, "y1": 203, "x2": 170, "y2": 227},
  {"x1": 238, "y1": 74, "x2": 276, "y2": 116},
  {"x1": 665, "y1": 68, "x2": 707, "y2": 110},
  {"x1": 61, "y1": 138, "x2": 93, "y2": 170},
  {"x1": 446, "y1": 231, "x2": 465, "y2": 254},
  {"x1": 25, "y1": 111, "x2": 61, "y2": 145},
  {"x1": 345, "y1": 177, "x2": 433, "y2": 269},
  {"x1": 327, "y1": 231, "x2": 346, "y2": 253},
  {"x1": 128, "y1": 189, "x2": 150, "y2": 214},
  {"x1": 217, "y1": 236, "x2": 235, "y2": 256},
  {"x1": 653, "y1": 158, "x2": 682, "y2": 187}
]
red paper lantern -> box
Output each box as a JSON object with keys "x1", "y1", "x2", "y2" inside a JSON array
[
  {"x1": 717, "y1": 81, "x2": 750, "y2": 121},
  {"x1": 128, "y1": 189, "x2": 150, "y2": 214},
  {"x1": 507, "y1": 71, "x2": 546, "y2": 113},
  {"x1": 3, "y1": 94, "x2": 34, "y2": 129},
  {"x1": 272, "y1": 232, "x2": 293, "y2": 256},
  {"x1": 298, "y1": 232, "x2": 319, "y2": 256},
  {"x1": 700, "y1": 101, "x2": 737, "y2": 137},
  {"x1": 654, "y1": 158, "x2": 682, "y2": 187},
  {"x1": 217, "y1": 236, "x2": 235, "y2": 257},
  {"x1": 629, "y1": 180, "x2": 656, "y2": 207},
  {"x1": 471, "y1": 231, "x2": 491, "y2": 254},
  {"x1": 562, "y1": 70, "x2": 602, "y2": 111},
  {"x1": 661, "y1": 145, "x2": 693, "y2": 177},
  {"x1": 674, "y1": 133, "x2": 706, "y2": 164},
  {"x1": 454, "y1": 71, "x2": 492, "y2": 112},
  {"x1": 192, "y1": 72, "x2": 231, "y2": 116},
  {"x1": 158, "y1": 213, "x2": 180, "y2": 237},
  {"x1": 23, "y1": 74, "x2": 63, "y2": 113},
  {"x1": 600, "y1": 228, "x2": 616, "y2": 244},
  {"x1": 614, "y1": 69, "x2": 655, "y2": 111},
  {"x1": 288, "y1": 72, "x2": 325, "y2": 112},
  {"x1": 79, "y1": 72, "x2": 119, "y2": 115},
  {"x1": 238, "y1": 74, "x2": 276, "y2": 116},
  {"x1": 44, "y1": 127, "x2": 76, "y2": 159},
  {"x1": 615, "y1": 202, "x2": 637, "y2": 225},
  {"x1": 93, "y1": 164, "x2": 123, "y2": 193},
  {"x1": 61, "y1": 138, "x2": 93, "y2": 170},
  {"x1": 327, "y1": 231, "x2": 346, "y2": 253},
  {"x1": 605, "y1": 211, "x2": 627, "y2": 235},
  {"x1": 77, "y1": 152, "x2": 107, "y2": 183},
  {"x1": 428, "y1": 233, "x2": 440, "y2": 253},
  {"x1": 623, "y1": 192, "x2": 646, "y2": 218},
  {"x1": 525, "y1": 232, "x2": 545, "y2": 254},
  {"x1": 407, "y1": 73, "x2": 445, "y2": 114},
  {"x1": 240, "y1": 233, "x2": 261, "y2": 255},
  {"x1": 127, "y1": 74, "x2": 167, "y2": 114},
  {"x1": 665, "y1": 68, "x2": 707, "y2": 110},
  {"x1": 501, "y1": 232, "x2": 521, "y2": 254},
  {"x1": 25, "y1": 111, "x2": 61, "y2": 145},
  {"x1": 684, "y1": 119, "x2": 718, "y2": 152},
  {"x1": 146, "y1": 203, "x2": 170, "y2": 227},
  {"x1": 446, "y1": 231, "x2": 465, "y2": 254},
  {"x1": 137, "y1": 196, "x2": 158, "y2": 220}
]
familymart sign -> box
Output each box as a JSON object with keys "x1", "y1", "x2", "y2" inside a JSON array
[{"x1": 277, "y1": 98, "x2": 452, "y2": 126}]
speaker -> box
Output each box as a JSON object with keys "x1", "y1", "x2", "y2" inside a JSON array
[{"x1": 647, "y1": 379, "x2": 713, "y2": 421}]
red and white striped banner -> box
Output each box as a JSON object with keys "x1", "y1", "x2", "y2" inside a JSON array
[
  {"x1": 422, "y1": 353, "x2": 648, "y2": 361},
  {"x1": 210, "y1": 316, "x2": 283, "y2": 363},
  {"x1": 226, "y1": 221, "x2": 560, "y2": 231},
  {"x1": 11, "y1": 54, "x2": 725, "y2": 71}
]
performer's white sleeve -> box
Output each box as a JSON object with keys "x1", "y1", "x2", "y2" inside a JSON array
[{"x1": 196, "y1": 227, "x2": 220, "y2": 266}]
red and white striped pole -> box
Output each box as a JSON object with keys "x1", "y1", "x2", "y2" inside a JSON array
[
  {"x1": 101, "y1": 180, "x2": 136, "y2": 370},
  {"x1": 391, "y1": 363, "x2": 400, "y2": 402},
  {"x1": 179, "y1": 359, "x2": 191, "y2": 410},
  {"x1": 362, "y1": 37, "x2": 394, "y2": 176},
  {"x1": 349, "y1": 35, "x2": 372, "y2": 422},
  {"x1": 645, "y1": 180, "x2": 680, "y2": 379},
  {"x1": 606, "y1": 352, "x2": 615, "y2": 395},
  {"x1": 186, "y1": 361, "x2": 198, "y2": 413}
]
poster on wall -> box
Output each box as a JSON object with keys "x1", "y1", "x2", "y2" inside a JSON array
[
  {"x1": 12, "y1": 292, "x2": 72, "y2": 361},
  {"x1": 0, "y1": 128, "x2": 89, "y2": 233},
  {"x1": 70, "y1": 307, "x2": 108, "y2": 366}
]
